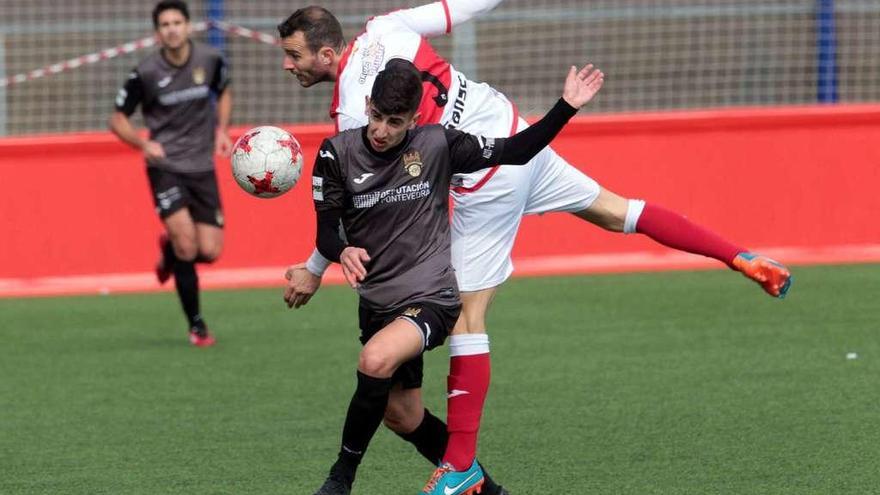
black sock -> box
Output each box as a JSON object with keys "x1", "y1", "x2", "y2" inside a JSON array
[
  {"x1": 172, "y1": 260, "x2": 202, "y2": 330},
  {"x1": 396, "y1": 409, "x2": 502, "y2": 493},
  {"x1": 194, "y1": 253, "x2": 215, "y2": 264},
  {"x1": 396, "y1": 408, "x2": 448, "y2": 465},
  {"x1": 334, "y1": 371, "x2": 394, "y2": 484},
  {"x1": 162, "y1": 240, "x2": 177, "y2": 270}
]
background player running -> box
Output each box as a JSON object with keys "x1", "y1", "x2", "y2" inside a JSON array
[
  {"x1": 290, "y1": 59, "x2": 603, "y2": 495},
  {"x1": 278, "y1": 2, "x2": 792, "y2": 491},
  {"x1": 109, "y1": 0, "x2": 232, "y2": 346}
]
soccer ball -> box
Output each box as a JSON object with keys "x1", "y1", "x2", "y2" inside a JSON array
[{"x1": 231, "y1": 125, "x2": 303, "y2": 198}]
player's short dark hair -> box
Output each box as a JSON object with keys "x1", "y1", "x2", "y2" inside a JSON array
[
  {"x1": 277, "y1": 6, "x2": 345, "y2": 54},
  {"x1": 371, "y1": 59, "x2": 423, "y2": 116},
  {"x1": 152, "y1": 0, "x2": 190, "y2": 29}
]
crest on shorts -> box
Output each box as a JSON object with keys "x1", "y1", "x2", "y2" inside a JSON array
[
  {"x1": 403, "y1": 150, "x2": 422, "y2": 177},
  {"x1": 403, "y1": 307, "x2": 422, "y2": 318},
  {"x1": 193, "y1": 67, "x2": 206, "y2": 85}
]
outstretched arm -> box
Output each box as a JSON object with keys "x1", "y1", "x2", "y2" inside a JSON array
[
  {"x1": 447, "y1": 64, "x2": 604, "y2": 172},
  {"x1": 381, "y1": 0, "x2": 503, "y2": 38}
]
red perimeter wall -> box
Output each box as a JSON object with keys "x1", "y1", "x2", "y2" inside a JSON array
[{"x1": 1, "y1": 105, "x2": 879, "y2": 280}]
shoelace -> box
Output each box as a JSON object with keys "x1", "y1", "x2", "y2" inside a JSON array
[{"x1": 423, "y1": 465, "x2": 454, "y2": 492}]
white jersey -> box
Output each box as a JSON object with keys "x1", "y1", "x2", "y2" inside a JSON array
[
  {"x1": 331, "y1": 0, "x2": 516, "y2": 190},
  {"x1": 328, "y1": 0, "x2": 601, "y2": 291}
]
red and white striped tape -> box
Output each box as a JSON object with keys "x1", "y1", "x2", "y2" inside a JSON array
[
  {"x1": 0, "y1": 21, "x2": 278, "y2": 88},
  {"x1": 211, "y1": 20, "x2": 280, "y2": 47}
]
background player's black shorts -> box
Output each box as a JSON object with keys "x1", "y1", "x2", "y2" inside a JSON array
[
  {"x1": 358, "y1": 301, "x2": 461, "y2": 389},
  {"x1": 146, "y1": 167, "x2": 224, "y2": 227}
]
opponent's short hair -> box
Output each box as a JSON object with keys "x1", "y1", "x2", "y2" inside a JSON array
[
  {"x1": 277, "y1": 6, "x2": 345, "y2": 54},
  {"x1": 370, "y1": 59, "x2": 423, "y2": 116},
  {"x1": 152, "y1": 0, "x2": 190, "y2": 29}
]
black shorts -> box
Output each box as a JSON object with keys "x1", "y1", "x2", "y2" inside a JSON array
[
  {"x1": 146, "y1": 167, "x2": 224, "y2": 227},
  {"x1": 358, "y1": 301, "x2": 461, "y2": 389}
]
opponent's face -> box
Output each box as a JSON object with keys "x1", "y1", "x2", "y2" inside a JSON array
[
  {"x1": 366, "y1": 100, "x2": 419, "y2": 152},
  {"x1": 281, "y1": 31, "x2": 334, "y2": 87},
  {"x1": 155, "y1": 9, "x2": 191, "y2": 50}
]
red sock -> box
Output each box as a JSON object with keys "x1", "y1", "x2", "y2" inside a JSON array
[
  {"x1": 636, "y1": 203, "x2": 744, "y2": 268},
  {"x1": 443, "y1": 337, "x2": 490, "y2": 471}
]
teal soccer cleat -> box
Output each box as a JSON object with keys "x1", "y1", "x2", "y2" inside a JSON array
[{"x1": 420, "y1": 460, "x2": 484, "y2": 495}]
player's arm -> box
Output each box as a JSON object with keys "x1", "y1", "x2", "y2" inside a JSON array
[
  {"x1": 384, "y1": 0, "x2": 504, "y2": 38},
  {"x1": 212, "y1": 55, "x2": 233, "y2": 156},
  {"x1": 284, "y1": 140, "x2": 344, "y2": 308},
  {"x1": 311, "y1": 140, "x2": 347, "y2": 262},
  {"x1": 310, "y1": 140, "x2": 371, "y2": 289},
  {"x1": 447, "y1": 64, "x2": 604, "y2": 173},
  {"x1": 108, "y1": 69, "x2": 146, "y2": 150},
  {"x1": 108, "y1": 69, "x2": 165, "y2": 161}
]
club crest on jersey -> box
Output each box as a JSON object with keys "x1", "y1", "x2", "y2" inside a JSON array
[
  {"x1": 193, "y1": 67, "x2": 206, "y2": 85},
  {"x1": 403, "y1": 307, "x2": 422, "y2": 318},
  {"x1": 403, "y1": 150, "x2": 422, "y2": 177}
]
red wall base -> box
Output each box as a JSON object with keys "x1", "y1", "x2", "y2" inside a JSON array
[{"x1": 2, "y1": 105, "x2": 878, "y2": 284}]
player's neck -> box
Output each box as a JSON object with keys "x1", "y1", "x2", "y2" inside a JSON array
[
  {"x1": 328, "y1": 42, "x2": 347, "y2": 82},
  {"x1": 162, "y1": 40, "x2": 192, "y2": 67}
]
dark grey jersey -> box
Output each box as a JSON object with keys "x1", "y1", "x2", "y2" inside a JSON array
[
  {"x1": 115, "y1": 41, "x2": 230, "y2": 173},
  {"x1": 313, "y1": 125, "x2": 510, "y2": 310}
]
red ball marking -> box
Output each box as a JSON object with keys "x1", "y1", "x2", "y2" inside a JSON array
[
  {"x1": 247, "y1": 171, "x2": 281, "y2": 195},
  {"x1": 277, "y1": 137, "x2": 301, "y2": 158},
  {"x1": 236, "y1": 129, "x2": 261, "y2": 153}
]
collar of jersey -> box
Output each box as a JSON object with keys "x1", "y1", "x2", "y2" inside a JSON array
[{"x1": 160, "y1": 40, "x2": 194, "y2": 69}]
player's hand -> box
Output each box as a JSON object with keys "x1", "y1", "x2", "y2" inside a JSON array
[
  {"x1": 283, "y1": 263, "x2": 322, "y2": 309},
  {"x1": 142, "y1": 140, "x2": 166, "y2": 162},
  {"x1": 340, "y1": 246, "x2": 370, "y2": 289},
  {"x1": 562, "y1": 64, "x2": 604, "y2": 109},
  {"x1": 215, "y1": 129, "x2": 233, "y2": 157}
]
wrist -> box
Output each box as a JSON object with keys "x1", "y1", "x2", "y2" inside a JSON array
[
  {"x1": 559, "y1": 96, "x2": 579, "y2": 111},
  {"x1": 306, "y1": 248, "x2": 331, "y2": 277}
]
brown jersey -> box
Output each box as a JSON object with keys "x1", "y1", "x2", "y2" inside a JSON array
[
  {"x1": 115, "y1": 41, "x2": 230, "y2": 173},
  {"x1": 314, "y1": 125, "x2": 508, "y2": 310}
]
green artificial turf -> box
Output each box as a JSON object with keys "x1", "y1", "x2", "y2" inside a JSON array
[{"x1": 1, "y1": 264, "x2": 877, "y2": 494}]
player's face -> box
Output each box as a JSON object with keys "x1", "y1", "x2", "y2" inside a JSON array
[
  {"x1": 366, "y1": 103, "x2": 418, "y2": 153},
  {"x1": 281, "y1": 32, "x2": 332, "y2": 87},
  {"x1": 155, "y1": 9, "x2": 191, "y2": 50}
]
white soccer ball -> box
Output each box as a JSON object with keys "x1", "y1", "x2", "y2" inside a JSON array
[{"x1": 231, "y1": 125, "x2": 303, "y2": 198}]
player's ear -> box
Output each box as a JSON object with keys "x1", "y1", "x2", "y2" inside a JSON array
[
  {"x1": 409, "y1": 112, "x2": 421, "y2": 129},
  {"x1": 364, "y1": 96, "x2": 371, "y2": 114},
  {"x1": 318, "y1": 46, "x2": 334, "y2": 65}
]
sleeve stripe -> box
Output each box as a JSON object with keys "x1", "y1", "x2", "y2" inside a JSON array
[{"x1": 442, "y1": 0, "x2": 452, "y2": 34}]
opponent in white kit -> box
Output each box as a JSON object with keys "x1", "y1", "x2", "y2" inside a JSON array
[{"x1": 278, "y1": 3, "x2": 792, "y2": 494}]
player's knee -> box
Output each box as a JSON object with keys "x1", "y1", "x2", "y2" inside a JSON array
[
  {"x1": 455, "y1": 295, "x2": 491, "y2": 334},
  {"x1": 171, "y1": 238, "x2": 198, "y2": 262},
  {"x1": 358, "y1": 346, "x2": 396, "y2": 378},
  {"x1": 198, "y1": 244, "x2": 222, "y2": 263},
  {"x1": 383, "y1": 400, "x2": 420, "y2": 433},
  {"x1": 575, "y1": 202, "x2": 626, "y2": 232}
]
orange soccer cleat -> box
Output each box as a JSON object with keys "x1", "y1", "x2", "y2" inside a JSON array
[{"x1": 732, "y1": 252, "x2": 793, "y2": 298}]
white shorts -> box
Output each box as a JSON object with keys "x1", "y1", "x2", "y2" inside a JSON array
[{"x1": 450, "y1": 118, "x2": 601, "y2": 292}]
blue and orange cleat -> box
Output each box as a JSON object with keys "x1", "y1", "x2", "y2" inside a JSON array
[
  {"x1": 732, "y1": 252, "x2": 792, "y2": 298},
  {"x1": 189, "y1": 327, "x2": 216, "y2": 347},
  {"x1": 420, "y1": 460, "x2": 484, "y2": 495}
]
